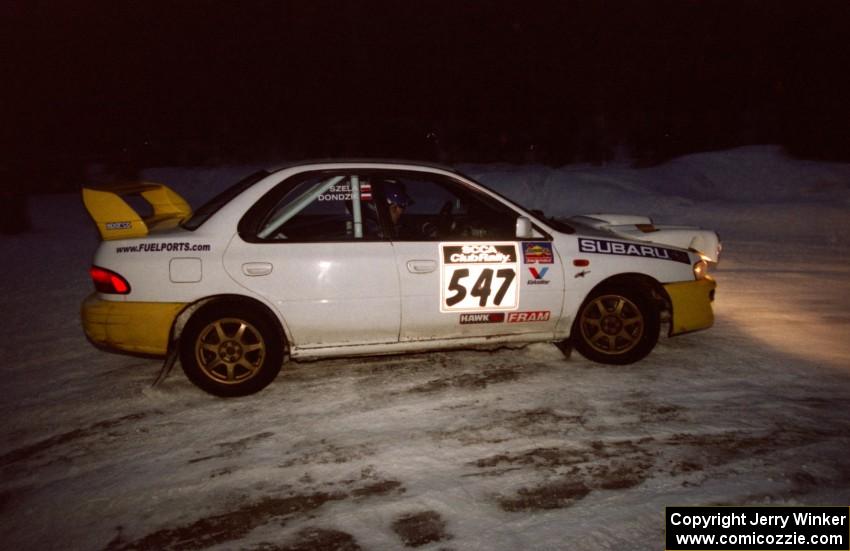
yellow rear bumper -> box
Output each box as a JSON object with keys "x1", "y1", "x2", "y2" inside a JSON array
[
  {"x1": 81, "y1": 294, "x2": 186, "y2": 356},
  {"x1": 663, "y1": 277, "x2": 716, "y2": 336}
]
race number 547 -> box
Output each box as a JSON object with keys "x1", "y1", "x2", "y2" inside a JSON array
[{"x1": 440, "y1": 243, "x2": 519, "y2": 312}]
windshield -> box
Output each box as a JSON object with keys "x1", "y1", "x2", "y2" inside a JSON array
[
  {"x1": 457, "y1": 172, "x2": 575, "y2": 235},
  {"x1": 182, "y1": 170, "x2": 269, "y2": 230}
]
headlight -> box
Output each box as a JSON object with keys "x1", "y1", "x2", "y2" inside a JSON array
[{"x1": 693, "y1": 259, "x2": 708, "y2": 280}]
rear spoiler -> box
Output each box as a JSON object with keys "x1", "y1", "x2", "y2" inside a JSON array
[{"x1": 82, "y1": 182, "x2": 192, "y2": 240}]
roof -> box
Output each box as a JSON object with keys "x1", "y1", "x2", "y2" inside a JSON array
[{"x1": 269, "y1": 158, "x2": 461, "y2": 175}]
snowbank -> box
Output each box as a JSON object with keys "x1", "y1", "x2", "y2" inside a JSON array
[{"x1": 136, "y1": 145, "x2": 850, "y2": 244}]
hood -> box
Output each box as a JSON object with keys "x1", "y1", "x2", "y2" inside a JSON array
[{"x1": 567, "y1": 213, "x2": 721, "y2": 263}]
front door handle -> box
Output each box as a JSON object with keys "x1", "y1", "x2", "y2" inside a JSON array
[
  {"x1": 406, "y1": 260, "x2": 436, "y2": 274},
  {"x1": 242, "y1": 262, "x2": 273, "y2": 276}
]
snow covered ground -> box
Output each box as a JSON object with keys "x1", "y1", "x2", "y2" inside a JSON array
[{"x1": 2, "y1": 146, "x2": 850, "y2": 550}]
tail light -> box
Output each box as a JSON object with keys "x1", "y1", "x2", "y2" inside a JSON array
[{"x1": 90, "y1": 266, "x2": 131, "y2": 294}]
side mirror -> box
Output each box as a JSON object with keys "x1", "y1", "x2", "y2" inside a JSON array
[{"x1": 515, "y1": 216, "x2": 533, "y2": 239}]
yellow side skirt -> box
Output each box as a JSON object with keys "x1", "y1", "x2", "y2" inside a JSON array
[
  {"x1": 663, "y1": 277, "x2": 716, "y2": 336},
  {"x1": 81, "y1": 294, "x2": 186, "y2": 356}
]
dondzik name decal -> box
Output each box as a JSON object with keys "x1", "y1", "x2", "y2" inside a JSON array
[{"x1": 577, "y1": 238, "x2": 690, "y2": 264}]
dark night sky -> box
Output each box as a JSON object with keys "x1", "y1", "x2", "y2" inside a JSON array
[{"x1": 3, "y1": 0, "x2": 850, "y2": 181}]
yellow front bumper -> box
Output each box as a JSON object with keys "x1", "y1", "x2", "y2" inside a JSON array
[
  {"x1": 663, "y1": 277, "x2": 716, "y2": 336},
  {"x1": 81, "y1": 294, "x2": 186, "y2": 356}
]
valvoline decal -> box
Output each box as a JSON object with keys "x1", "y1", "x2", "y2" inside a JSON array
[{"x1": 527, "y1": 266, "x2": 550, "y2": 285}]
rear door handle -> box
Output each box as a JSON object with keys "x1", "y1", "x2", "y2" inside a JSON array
[
  {"x1": 406, "y1": 260, "x2": 436, "y2": 274},
  {"x1": 242, "y1": 262, "x2": 273, "y2": 276}
]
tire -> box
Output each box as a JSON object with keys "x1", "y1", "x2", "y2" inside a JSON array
[
  {"x1": 572, "y1": 285, "x2": 660, "y2": 365},
  {"x1": 180, "y1": 300, "x2": 284, "y2": 397}
]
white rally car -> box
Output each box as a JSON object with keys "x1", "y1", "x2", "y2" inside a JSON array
[{"x1": 82, "y1": 161, "x2": 718, "y2": 396}]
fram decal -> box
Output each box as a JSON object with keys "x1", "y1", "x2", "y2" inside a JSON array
[
  {"x1": 507, "y1": 311, "x2": 551, "y2": 323},
  {"x1": 577, "y1": 238, "x2": 690, "y2": 264},
  {"x1": 527, "y1": 266, "x2": 550, "y2": 285},
  {"x1": 523, "y1": 242, "x2": 554, "y2": 264},
  {"x1": 460, "y1": 312, "x2": 506, "y2": 324}
]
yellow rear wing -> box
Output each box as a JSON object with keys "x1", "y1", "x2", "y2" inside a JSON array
[{"x1": 82, "y1": 182, "x2": 192, "y2": 240}]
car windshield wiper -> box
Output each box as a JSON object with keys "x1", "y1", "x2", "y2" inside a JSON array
[{"x1": 530, "y1": 209, "x2": 575, "y2": 234}]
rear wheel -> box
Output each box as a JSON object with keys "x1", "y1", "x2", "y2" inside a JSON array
[
  {"x1": 180, "y1": 300, "x2": 284, "y2": 397},
  {"x1": 572, "y1": 285, "x2": 659, "y2": 365}
]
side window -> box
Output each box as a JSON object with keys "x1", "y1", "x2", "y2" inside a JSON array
[
  {"x1": 256, "y1": 174, "x2": 379, "y2": 241},
  {"x1": 382, "y1": 174, "x2": 518, "y2": 241}
]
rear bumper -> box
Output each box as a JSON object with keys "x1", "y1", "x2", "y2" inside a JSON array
[
  {"x1": 663, "y1": 277, "x2": 716, "y2": 336},
  {"x1": 81, "y1": 293, "x2": 185, "y2": 356}
]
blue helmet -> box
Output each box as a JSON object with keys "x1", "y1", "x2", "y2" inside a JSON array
[{"x1": 383, "y1": 181, "x2": 413, "y2": 208}]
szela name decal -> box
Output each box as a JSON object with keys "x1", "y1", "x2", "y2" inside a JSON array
[
  {"x1": 440, "y1": 243, "x2": 519, "y2": 313},
  {"x1": 318, "y1": 182, "x2": 372, "y2": 202},
  {"x1": 577, "y1": 238, "x2": 690, "y2": 264}
]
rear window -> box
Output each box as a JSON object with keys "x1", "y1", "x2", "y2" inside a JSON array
[{"x1": 182, "y1": 170, "x2": 269, "y2": 230}]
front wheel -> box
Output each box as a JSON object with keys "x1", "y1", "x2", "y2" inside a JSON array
[
  {"x1": 572, "y1": 286, "x2": 660, "y2": 365},
  {"x1": 180, "y1": 300, "x2": 284, "y2": 397}
]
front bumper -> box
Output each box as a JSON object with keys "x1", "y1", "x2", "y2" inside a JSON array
[
  {"x1": 663, "y1": 277, "x2": 716, "y2": 336},
  {"x1": 81, "y1": 293, "x2": 185, "y2": 356}
]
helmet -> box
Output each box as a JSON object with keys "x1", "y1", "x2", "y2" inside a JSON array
[{"x1": 383, "y1": 180, "x2": 413, "y2": 208}]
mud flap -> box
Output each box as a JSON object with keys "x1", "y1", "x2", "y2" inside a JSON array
[
  {"x1": 555, "y1": 339, "x2": 573, "y2": 359},
  {"x1": 152, "y1": 338, "x2": 180, "y2": 387}
]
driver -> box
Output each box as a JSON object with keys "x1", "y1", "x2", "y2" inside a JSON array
[{"x1": 382, "y1": 181, "x2": 414, "y2": 237}]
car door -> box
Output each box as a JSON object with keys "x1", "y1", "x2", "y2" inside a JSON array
[
  {"x1": 224, "y1": 171, "x2": 400, "y2": 349},
  {"x1": 377, "y1": 171, "x2": 564, "y2": 342}
]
